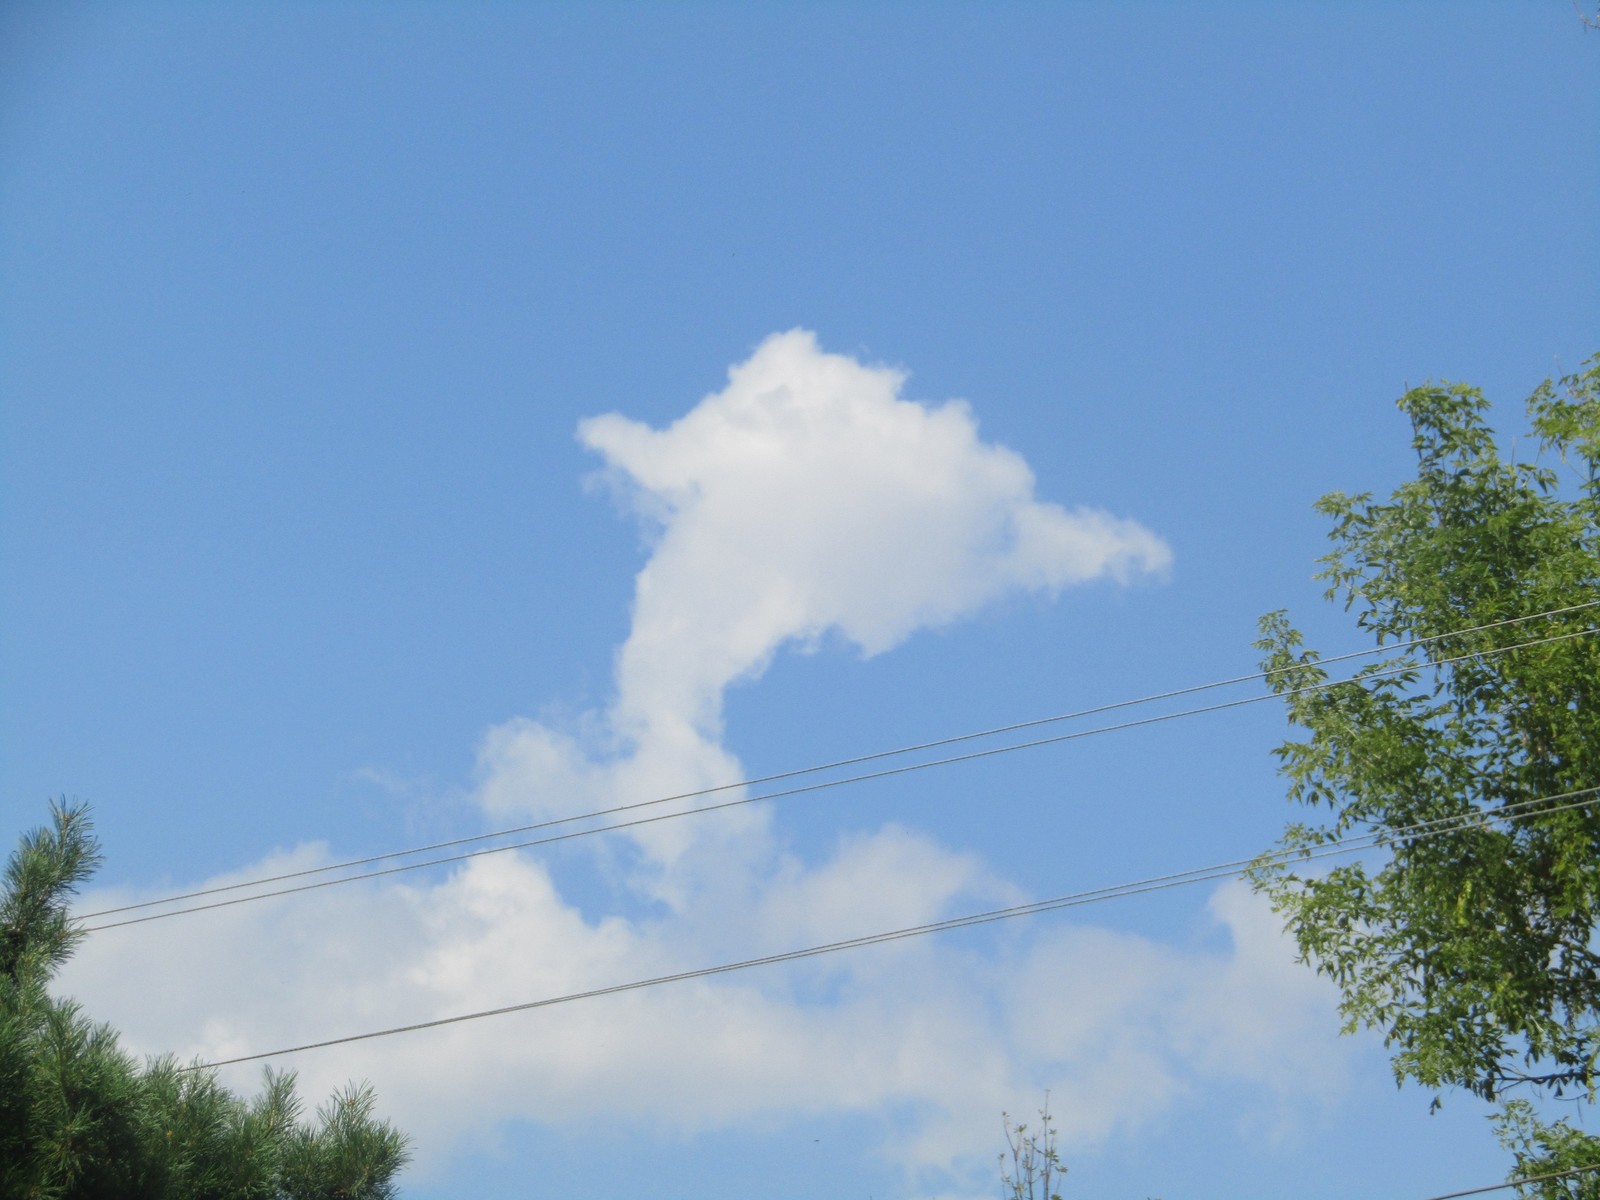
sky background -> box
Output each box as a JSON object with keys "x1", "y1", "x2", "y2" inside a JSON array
[{"x1": 2, "y1": 3, "x2": 1597, "y2": 1198}]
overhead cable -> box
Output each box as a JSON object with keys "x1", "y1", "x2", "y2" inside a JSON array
[
  {"x1": 1419, "y1": 1162, "x2": 1600, "y2": 1200},
  {"x1": 84, "y1": 599, "x2": 1595, "y2": 923},
  {"x1": 178, "y1": 784, "x2": 1599, "y2": 1071},
  {"x1": 83, "y1": 620, "x2": 1599, "y2": 933}
]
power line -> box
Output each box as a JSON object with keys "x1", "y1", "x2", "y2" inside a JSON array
[
  {"x1": 1420, "y1": 1162, "x2": 1600, "y2": 1200},
  {"x1": 83, "y1": 620, "x2": 1599, "y2": 933},
  {"x1": 83, "y1": 599, "x2": 1594, "y2": 924},
  {"x1": 177, "y1": 785, "x2": 1599, "y2": 1072}
]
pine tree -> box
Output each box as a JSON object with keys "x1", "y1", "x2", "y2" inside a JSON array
[{"x1": 0, "y1": 801, "x2": 410, "y2": 1200}]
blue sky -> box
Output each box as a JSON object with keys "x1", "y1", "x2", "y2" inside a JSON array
[{"x1": 2, "y1": 3, "x2": 1597, "y2": 1198}]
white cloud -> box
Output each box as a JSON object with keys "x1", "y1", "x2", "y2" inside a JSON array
[
  {"x1": 62, "y1": 864, "x2": 1342, "y2": 1185},
  {"x1": 582, "y1": 328, "x2": 1169, "y2": 733},
  {"x1": 480, "y1": 329, "x2": 1169, "y2": 882},
  {"x1": 52, "y1": 333, "x2": 1343, "y2": 1196}
]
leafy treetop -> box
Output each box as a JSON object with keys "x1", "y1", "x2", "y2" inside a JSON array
[{"x1": 1251, "y1": 357, "x2": 1600, "y2": 1197}]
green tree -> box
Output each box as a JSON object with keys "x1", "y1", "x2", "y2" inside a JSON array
[
  {"x1": 1250, "y1": 357, "x2": 1600, "y2": 1196},
  {"x1": 0, "y1": 800, "x2": 410, "y2": 1200},
  {"x1": 1496, "y1": 1101, "x2": 1600, "y2": 1200},
  {"x1": 999, "y1": 1096, "x2": 1065, "y2": 1200}
]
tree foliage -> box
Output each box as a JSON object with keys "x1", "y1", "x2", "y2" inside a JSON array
[
  {"x1": 999, "y1": 1097, "x2": 1065, "y2": 1200},
  {"x1": 1249, "y1": 357, "x2": 1600, "y2": 1194},
  {"x1": 0, "y1": 801, "x2": 410, "y2": 1200},
  {"x1": 1496, "y1": 1101, "x2": 1600, "y2": 1200}
]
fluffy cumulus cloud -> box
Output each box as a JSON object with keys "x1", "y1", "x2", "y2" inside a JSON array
[
  {"x1": 479, "y1": 330, "x2": 1170, "y2": 878},
  {"x1": 583, "y1": 329, "x2": 1168, "y2": 719},
  {"x1": 57, "y1": 332, "x2": 1340, "y2": 1194}
]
